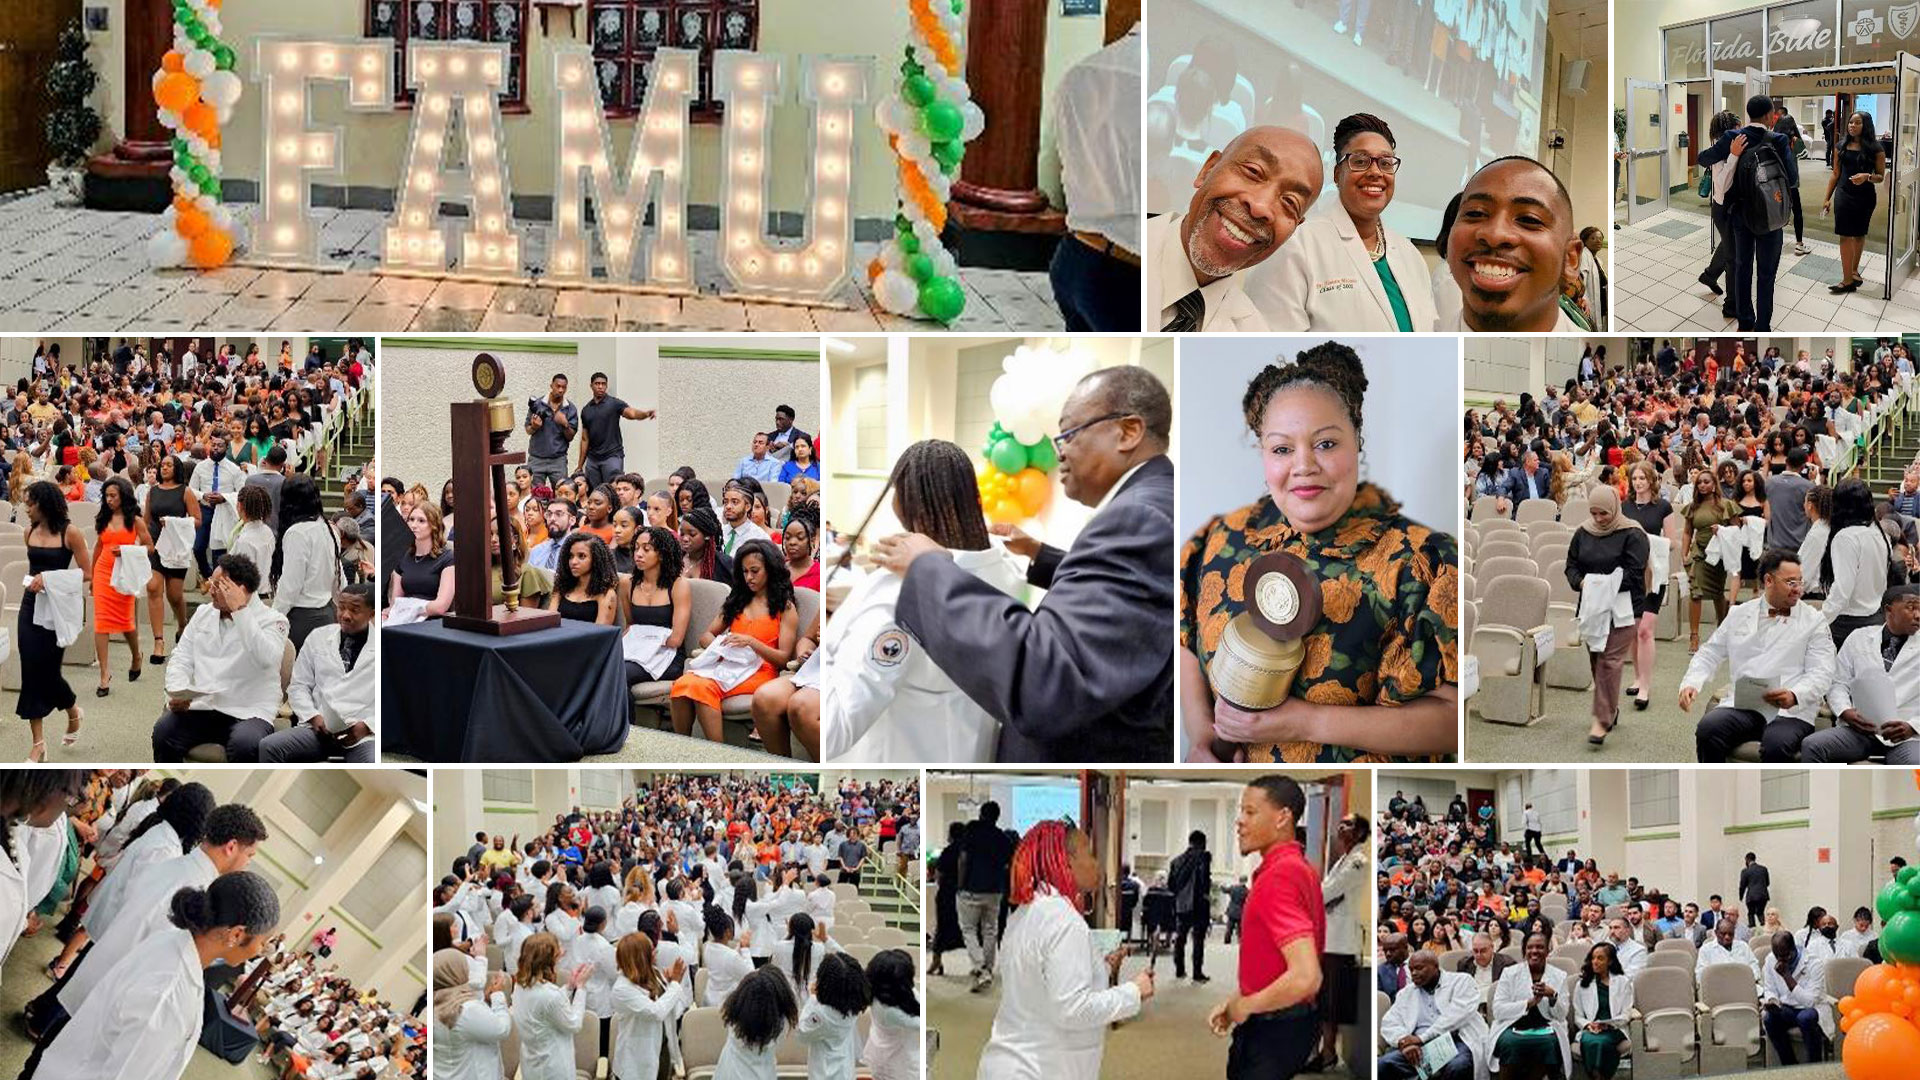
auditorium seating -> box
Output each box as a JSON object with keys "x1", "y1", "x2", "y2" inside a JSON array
[{"x1": 1469, "y1": 575, "x2": 1550, "y2": 725}]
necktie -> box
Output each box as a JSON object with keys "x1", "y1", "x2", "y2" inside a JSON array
[
  {"x1": 1163, "y1": 288, "x2": 1205, "y2": 332},
  {"x1": 724, "y1": 528, "x2": 737, "y2": 555}
]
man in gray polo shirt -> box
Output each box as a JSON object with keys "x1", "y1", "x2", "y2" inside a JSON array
[{"x1": 1765, "y1": 445, "x2": 1814, "y2": 553}]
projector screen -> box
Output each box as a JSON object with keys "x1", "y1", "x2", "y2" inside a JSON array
[
  {"x1": 1146, "y1": 0, "x2": 1550, "y2": 243},
  {"x1": 1010, "y1": 783, "x2": 1081, "y2": 835}
]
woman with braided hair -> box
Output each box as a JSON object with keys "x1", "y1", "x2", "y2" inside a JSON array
[
  {"x1": 0, "y1": 772, "x2": 87, "y2": 990},
  {"x1": 39, "y1": 870, "x2": 280, "y2": 1080},
  {"x1": 679, "y1": 506, "x2": 735, "y2": 587},
  {"x1": 816, "y1": 440, "x2": 1026, "y2": 763},
  {"x1": 977, "y1": 820, "x2": 1154, "y2": 1080},
  {"x1": 1180, "y1": 343, "x2": 1459, "y2": 762}
]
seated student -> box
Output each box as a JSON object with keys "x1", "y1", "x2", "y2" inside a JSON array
[
  {"x1": 151, "y1": 553, "x2": 293, "y2": 763},
  {"x1": 260, "y1": 583, "x2": 376, "y2": 762},
  {"x1": 1804, "y1": 584, "x2": 1920, "y2": 763},
  {"x1": 643, "y1": 490, "x2": 678, "y2": 533},
  {"x1": 389, "y1": 502, "x2": 455, "y2": 618},
  {"x1": 721, "y1": 480, "x2": 774, "y2": 555},
  {"x1": 528, "y1": 499, "x2": 578, "y2": 572},
  {"x1": 751, "y1": 610, "x2": 821, "y2": 759},
  {"x1": 1682, "y1": 550, "x2": 1836, "y2": 762},
  {"x1": 1441, "y1": 157, "x2": 1586, "y2": 332},
  {"x1": 1759, "y1": 931, "x2": 1832, "y2": 1064},
  {"x1": 579, "y1": 485, "x2": 618, "y2": 544},
  {"x1": 1377, "y1": 951, "x2": 1485, "y2": 1080},
  {"x1": 625, "y1": 525, "x2": 692, "y2": 684},
  {"x1": 679, "y1": 507, "x2": 734, "y2": 587},
  {"x1": 783, "y1": 505, "x2": 820, "y2": 591},
  {"x1": 670, "y1": 539, "x2": 799, "y2": 742},
  {"x1": 547, "y1": 533, "x2": 623, "y2": 625}
]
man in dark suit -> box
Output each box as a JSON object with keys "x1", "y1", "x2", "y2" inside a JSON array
[
  {"x1": 1378, "y1": 933, "x2": 1411, "y2": 1001},
  {"x1": 875, "y1": 366, "x2": 1175, "y2": 761},
  {"x1": 1501, "y1": 449, "x2": 1552, "y2": 514},
  {"x1": 1697, "y1": 94, "x2": 1797, "y2": 331},
  {"x1": 1166, "y1": 829, "x2": 1213, "y2": 982},
  {"x1": 1455, "y1": 932, "x2": 1515, "y2": 989},
  {"x1": 1738, "y1": 851, "x2": 1771, "y2": 928}
]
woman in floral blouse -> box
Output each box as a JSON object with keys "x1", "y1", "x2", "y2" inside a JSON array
[{"x1": 1179, "y1": 343, "x2": 1458, "y2": 763}]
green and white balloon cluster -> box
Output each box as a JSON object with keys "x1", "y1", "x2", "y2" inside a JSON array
[{"x1": 147, "y1": 0, "x2": 244, "y2": 269}]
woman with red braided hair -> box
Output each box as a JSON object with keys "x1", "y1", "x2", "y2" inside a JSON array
[{"x1": 975, "y1": 819, "x2": 1155, "y2": 1080}]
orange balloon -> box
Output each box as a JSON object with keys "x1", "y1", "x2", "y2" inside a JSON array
[
  {"x1": 207, "y1": 128, "x2": 222, "y2": 150},
  {"x1": 1843, "y1": 1013, "x2": 1858, "y2": 1033},
  {"x1": 188, "y1": 228, "x2": 233, "y2": 270},
  {"x1": 866, "y1": 257, "x2": 884, "y2": 283},
  {"x1": 1844, "y1": 1013, "x2": 1920, "y2": 1080},
  {"x1": 987, "y1": 498, "x2": 1024, "y2": 525},
  {"x1": 1859, "y1": 965, "x2": 1903, "y2": 1012},
  {"x1": 172, "y1": 193, "x2": 195, "y2": 213},
  {"x1": 161, "y1": 51, "x2": 185, "y2": 74},
  {"x1": 174, "y1": 207, "x2": 210, "y2": 239},
  {"x1": 155, "y1": 72, "x2": 200, "y2": 113},
  {"x1": 184, "y1": 102, "x2": 217, "y2": 138},
  {"x1": 1014, "y1": 468, "x2": 1050, "y2": 515}
]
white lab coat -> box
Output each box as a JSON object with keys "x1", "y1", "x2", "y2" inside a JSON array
[
  {"x1": 289, "y1": 624, "x2": 375, "y2": 736},
  {"x1": 1680, "y1": 597, "x2": 1837, "y2": 724},
  {"x1": 613, "y1": 900, "x2": 655, "y2": 941},
  {"x1": 0, "y1": 814, "x2": 69, "y2": 988},
  {"x1": 62, "y1": 847, "x2": 217, "y2": 1015},
  {"x1": 745, "y1": 886, "x2": 807, "y2": 960},
  {"x1": 770, "y1": 936, "x2": 843, "y2": 1006},
  {"x1": 509, "y1": 981, "x2": 586, "y2": 1080},
  {"x1": 1247, "y1": 207, "x2": 1437, "y2": 331},
  {"x1": 862, "y1": 1003, "x2": 920, "y2": 1080},
  {"x1": 796, "y1": 998, "x2": 860, "y2": 1080},
  {"x1": 1143, "y1": 213, "x2": 1268, "y2": 332},
  {"x1": 546, "y1": 908, "x2": 581, "y2": 956},
  {"x1": 432, "y1": 991, "x2": 511, "y2": 1080},
  {"x1": 975, "y1": 890, "x2": 1142, "y2": 1080},
  {"x1": 703, "y1": 942, "x2": 754, "y2": 1006},
  {"x1": 584, "y1": 885, "x2": 623, "y2": 930},
  {"x1": 166, "y1": 598, "x2": 292, "y2": 723},
  {"x1": 37, "y1": 926, "x2": 203, "y2": 1080},
  {"x1": 1759, "y1": 947, "x2": 1833, "y2": 1038},
  {"x1": 1568, "y1": 973, "x2": 1634, "y2": 1035},
  {"x1": 495, "y1": 914, "x2": 536, "y2": 977},
  {"x1": 189, "y1": 456, "x2": 247, "y2": 544},
  {"x1": 608, "y1": 976, "x2": 688, "y2": 1080},
  {"x1": 82, "y1": 821, "x2": 181, "y2": 937},
  {"x1": 1490, "y1": 963, "x2": 1571, "y2": 1077},
  {"x1": 1321, "y1": 846, "x2": 1368, "y2": 957},
  {"x1": 713, "y1": 1022, "x2": 784, "y2": 1080},
  {"x1": 1379, "y1": 970, "x2": 1491, "y2": 1080},
  {"x1": 570, "y1": 931, "x2": 621, "y2": 1018},
  {"x1": 92, "y1": 798, "x2": 155, "y2": 871},
  {"x1": 806, "y1": 886, "x2": 837, "y2": 930},
  {"x1": 31, "y1": 567, "x2": 84, "y2": 647},
  {"x1": 820, "y1": 546, "x2": 1026, "y2": 763},
  {"x1": 1699, "y1": 939, "x2": 1762, "y2": 986}
]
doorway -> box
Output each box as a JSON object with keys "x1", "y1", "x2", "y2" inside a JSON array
[
  {"x1": 1466, "y1": 788, "x2": 1496, "y2": 837},
  {"x1": 0, "y1": 1, "x2": 83, "y2": 194}
]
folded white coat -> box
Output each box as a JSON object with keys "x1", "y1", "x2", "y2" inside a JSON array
[
  {"x1": 30, "y1": 568, "x2": 85, "y2": 648},
  {"x1": 684, "y1": 639, "x2": 761, "y2": 691},
  {"x1": 155, "y1": 517, "x2": 196, "y2": 570},
  {"x1": 1577, "y1": 569, "x2": 1630, "y2": 653},
  {"x1": 621, "y1": 624, "x2": 677, "y2": 680},
  {"x1": 111, "y1": 544, "x2": 151, "y2": 597}
]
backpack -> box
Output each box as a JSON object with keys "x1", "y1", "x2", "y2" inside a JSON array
[{"x1": 1731, "y1": 130, "x2": 1793, "y2": 235}]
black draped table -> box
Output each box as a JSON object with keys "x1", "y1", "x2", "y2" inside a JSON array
[{"x1": 383, "y1": 618, "x2": 629, "y2": 760}]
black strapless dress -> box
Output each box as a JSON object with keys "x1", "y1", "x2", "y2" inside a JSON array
[{"x1": 18, "y1": 545, "x2": 75, "y2": 720}]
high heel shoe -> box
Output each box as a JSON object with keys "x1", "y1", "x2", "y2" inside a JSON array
[
  {"x1": 149, "y1": 651, "x2": 167, "y2": 664},
  {"x1": 128, "y1": 663, "x2": 141, "y2": 682},
  {"x1": 94, "y1": 677, "x2": 110, "y2": 698},
  {"x1": 24, "y1": 741, "x2": 44, "y2": 763},
  {"x1": 63, "y1": 710, "x2": 82, "y2": 748}
]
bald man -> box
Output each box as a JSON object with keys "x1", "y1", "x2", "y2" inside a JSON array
[
  {"x1": 1443, "y1": 156, "x2": 1585, "y2": 332},
  {"x1": 1145, "y1": 126, "x2": 1323, "y2": 332}
]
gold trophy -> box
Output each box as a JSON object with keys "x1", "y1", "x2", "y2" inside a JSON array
[{"x1": 1206, "y1": 551, "x2": 1322, "y2": 759}]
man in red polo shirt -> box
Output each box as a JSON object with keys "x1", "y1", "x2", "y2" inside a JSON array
[{"x1": 1209, "y1": 774, "x2": 1325, "y2": 1079}]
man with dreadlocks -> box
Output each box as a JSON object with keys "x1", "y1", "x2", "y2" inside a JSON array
[
  {"x1": 977, "y1": 819, "x2": 1154, "y2": 1079},
  {"x1": 818, "y1": 439, "x2": 1026, "y2": 762},
  {"x1": 873, "y1": 366, "x2": 1176, "y2": 762}
]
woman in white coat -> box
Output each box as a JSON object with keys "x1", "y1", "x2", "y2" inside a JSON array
[
  {"x1": 1488, "y1": 933, "x2": 1571, "y2": 1080},
  {"x1": 1568, "y1": 942, "x2": 1634, "y2": 1080},
  {"x1": 976, "y1": 821, "x2": 1154, "y2": 1080},
  {"x1": 819, "y1": 440, "x2": 1026, "y2": 763},
  {"x1": 608, "y1": 933, "x2": 689, "y2": 1080},
  {"x1": 494, "y1": 894, "x2": 538, "y2": 977},
  {"x1": 510, "y1": 933, "x2": 591, "y2": 1080},
  {"x1": 430, "y1": 947, "x2": 511, "y2": 1080},
  {"x1": 703, "y1": 910, "x2": 757, "y2": 1007},
  {"x1": 0, "y1": 773, "x2": 83, "y2": 987},
  {"x1": 38, "y1": 871, "x2": 279, "y2": 1080},
  {"x1": 1247, "y1": 113, "x2": 1436, "y2": 332}
]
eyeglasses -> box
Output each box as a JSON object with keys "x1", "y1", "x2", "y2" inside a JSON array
[
  {"x1": 1052, "y1": 413, "x2": 1135, "y2": 451},
  {"x1": 1339, "y1": 152, "x2": 1403, "y2": 175}
]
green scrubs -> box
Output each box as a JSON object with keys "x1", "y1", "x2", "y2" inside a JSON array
[{"x1": 1372, "y1": 256, "x2": 1414, "y2": 331}]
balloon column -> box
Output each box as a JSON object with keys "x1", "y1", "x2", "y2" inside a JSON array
[
  {"x1": 1836, "y1": 769, "x2": 1920, "y2": 1080},
  {"x1": 975, "y1": 343, "x2": 1096, "y2": 525},
  {"x1": 868, "y1": 0, "x2": 986, "y2": 325},
  {"x1": 147, "y1": 0, "x2": 243, "y2": 270}
]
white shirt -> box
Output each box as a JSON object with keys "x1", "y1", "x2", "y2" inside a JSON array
[
  {"x1": 612, "y1": 900, "x2": 655, "y2": 941},
  {"x1": 608, "y1": 977, "x2": 688, "y2": 1080},
  {"x1": 720, "y1": 519, "x2": 771, "y2": 557},
  {"x1": 820, "y1": 546, "x2": 1026, "y2": 762},
  {"x1": 495, "y1": 915, "x2": 536, "y2": 978},
  {"x1": 1698, "y1": 938, "x2": 1761, "y2": 985},
  {"x1": 1568, "y1": 973, "x2": 1634, "y2": 1031},
  {"x1": 508, "y1": 982, "x2": 586, "y2": 1080},
  {"x1": 1759, "y1": 947, "x2": 1833, "y2": 1037},
  {"x1": 1681, "y1": 597, "x2": 1837, "y2": 723},
  {"x1": 976, "y1": 890, "x2": 1142, "y2": 1080},
  {"x1": 1823, "y1": 524, "x2": 1890, "y2": 621},
  {"x1": 62, "y1": 847, "x2": 217, "y2": 1015},
  {"x1": 434, "y1": 990, "x2": 511, "y2": 1080},
  {"x1": 796, "y1": 999, "x2": 861, "y2": 1080},
  {"x1": 702, "y1": 942, "x2": 754, "y2": 1007},
  {"x1": 1144, "y1": 213, "x2": 1267, "y2": 332},
  {"x1": 862, "y1": 1003, "x2": 920, "y2": 1080},
  {"x1": 188, "y1": 456, "x2": 247, "y2": 543},
  {"x1": 770, "y1": 936, "x2": 843, "y2": 1006},
  {"x1": 1828, "y1": 621, "x2": 1920, "y2": 751},
  {"x1": 38, "y1": 926, "x2": 204, "y2": 1080},
  {"x1": 1838, "y1": 926, "x2": 1877, "y2": 957},
  {"x1": 272, "y1": 519, "x2": 341, "y2": 612},
  {"x1": 1321, "y1": 846, "x2": 1367, "y2": 957},
  {"x1": 1247, "y1": 206, "x2": 1437, "y2": 332},
  {"x1": 289, "y1": 624, "x2": 375, "y2": 737},
  {"x1": 1491, "y1": 963, "x2": 1571, "y2": 1077},
  {"x1": 1052, "y1": 24, "x2": 1140, "y2": 253},
  {"x1": 166, "y1": 597, "x2": 292, "y2": 722}
]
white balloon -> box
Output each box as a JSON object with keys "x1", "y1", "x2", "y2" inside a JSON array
[
  {"x1": 158, "y1": 108, "x2": 182, "y2": 130},
  {"x1": 880, "y1": 244, "x2": 903, "y2": 269},
  {"x1": 1008, "y1": 412, "x2": 1049, "y2": 446},
  {"x1": 212, "y1": 206, "x2": 232, "y2": 230},
  {"x1": 169, "y1": 166, "x2": 189, "y2": 188},
  {"x1": 159, "y1": 205, "x2": 178, "y2": 226},
  {"x1": 202, "y1": 70, "x2": 243, "y2": 108},
  {"x1": 874, "y1": 269, "x2": 920, "y2": 314},
  {"x1": 945, "y1": 77, "x2": 971, "y2": 104},
  {"x1": 989, "y1": 375, "x2": 1023, "y2": 428},
  {"x1": 961, "y1": 101, "x2": 986, "y2": 142},
  {"x1": 185, "y1": 49, "x2": 216, "y2": 79},
  {"x1": 147, "y1": 229, "x2": 188, "y2": 268},
  {"x1": 196, "y1": 193, "x2": 216, "y2": 211}
]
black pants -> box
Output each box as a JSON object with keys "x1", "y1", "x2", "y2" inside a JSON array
[
  {"x1": 837, "y1": 868, "x2": 863, "y2": 887},
  {"x1": 1224, "y1": 913, "x2": 1242, "y2": 944},
  {"x1": 1703, "y1": 201, "x2": 1735, "y2": 316},
  {"x1": 1048, "y1": 234, "x2": 1140, "y2": 331},
  {"x1": 1524, "y1": 829, "x2": 1546, "y2": 857},
  {"x1": 1174, "y1": 910, "x2": 1208, "y2": 978},
  {"x1": 1379, "y1": 1041, "x2": 1474, "y2": 1080},
  {"x1": 1227, "y1": 1005, "x2": 1318, "y2": 1080},
  {"x1": 1830, "y1": 609, "x2": 1885, "y2": 649},
  {"x1": 151, "y1": 707, "x2": 273, "y2": 763},
  {"x1": 1695, "y1": 705, "x2": 1813, "y2": 762},
  {"x1": 1787, "y1": 187, "x2": 1805, "y2": 245}
]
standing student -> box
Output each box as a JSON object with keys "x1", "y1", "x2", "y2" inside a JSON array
[
  {"x1": 608, "y1": 933, "x2": 689, "y2": 1080},
  {"x1": 716, "y1": 965, "x2": 799, "y2": 1080},
  {"x1": 17, "y1": 481, "x2": 89, "y2": 760},
  {"x1": 271, "y1": 475, "x2": 343, "y2": 650},
  {"x1": 89, "y1": 477, "x2": 151, "y2": 698},
  {"x1": 796, "y1": 952, "x2": 870, "y2": 1080},
  {"x1": 510, "y1": 933, "x2": 592, "y2": 1080},
  {"x1": 1212, "y1": 776, "x2": 1324, "y2": 1079},
  {"x1": 1823, "y1": 110, "x2": 1887, "y2": 295},
  {"x1": 431, "y1": 946, "x2": 512, "y2": 1080},
  {"x1": 1697, "y1": 95, "x2": 1796, "y2": 331},
  {"x1": 860, "y1": 950, "x2": 920, "y2": 1080},
  {"x1": 0, "y1": 772, "x2": 85, "y2": 990}
]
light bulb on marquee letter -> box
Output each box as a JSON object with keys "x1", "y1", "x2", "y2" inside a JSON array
[
  {"x1": 714, "y1": 52, "x2": 871, "y2": 303},
  {"x1": 252, "y1": 39, "x2": 390, "y2": 268},
  {"x1": 547, "y1": 46, "x2": 695, "y2": 290},
  {"x1": 383, "y1": 41, "x2": 519, "y2": 277}
]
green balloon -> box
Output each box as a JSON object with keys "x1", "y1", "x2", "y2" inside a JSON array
[
  {"x1": 906, "y1": 253, "x2": 935, "y2": 283},
  {"x1": 903, "y1": 74, "x2": 936, "y2": 108},
  {"x1": 932, "y1": 139, "x2": 964, "y2": 171},
  {"x1": 952, "y1": 0, "x2": 964, "y2": 13},
  {"x1": 1882, "y1": 909, "x2": 1920, "y2": 965},
  {"x1": 199, "y1": 176, "x2": 221, "y2": 197},
  {"x1": 214, "y1": 44, "x2": 236, "y2": 71},
  {"x1": 1025, "y1": 436, "x2": 1058, "y2": 472},
  {"x1": 188, "y1": 163, "x2": 210, "y2": 184},
  {"x1": 895, "y1": 212, "x2": 912, "y2": 232},
  {"x1": 918, "y1": 275, "x2": 966, "y2": 323},
  {"x1": 1879, "y1": 878, "x2": 1913, "y2": 923},
  {"x1": 899, "y1": 232, "x2": 920, "y2": 255},
  {"x1": 1903, "y1": 865, "x2": 1920, "y2": 886},
  {"x1": 923, "y1": 100, "x2": 964, "y2": 142},
  {"x1": 988, "y1": 436, "x2": 1029, "y2": 475}
]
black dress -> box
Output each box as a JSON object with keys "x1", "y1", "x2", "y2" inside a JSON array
[
  {"x1": 1619, "y1": 497, "x2": 1673, "y2": 613},
  {"x1": 555, "y1": 594, "x2": 603, "y2": 622},
  {"x1": 18, "y1": 545, "x2": 75, "y2": 721},
  {"x1": 397, "y1": 548, "x2": 455, "y2": 602},
  {"x1": 145, "y1": 484, "x2": 191, "y2": 581},
  {"x1": 931, "y1": 845, "x2": 964, "y2": 953},
  {"x1": 624, "y1": 592, "x2": 685, "y2": 684},
  {"x1": 1834, "y1": 143, "x2": 1879, "y2": 238}
]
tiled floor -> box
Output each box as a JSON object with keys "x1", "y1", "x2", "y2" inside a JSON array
[
  {"x1": 1613, "y1": 206, "x2": 1920, "y2": 332},
  {"x1": 0, "y1": 191, "x2": 1066, "y2": 333}
]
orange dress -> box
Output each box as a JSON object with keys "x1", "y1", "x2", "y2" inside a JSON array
[
  {"x1": 92, "y1": 523, "x2": 139, "y2": 633},
  {"x1": 669, "y1": 610, "x2": 781, "y2": 709}
]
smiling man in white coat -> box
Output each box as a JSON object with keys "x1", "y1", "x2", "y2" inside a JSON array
[
  {"x1": 1377, "y1": 952, "x2": 1486, "y2": 1080},
  {"x1": 1249, "y1": 113, "x2": 1436, "y2": 332},
  {"x1": 1144, "y1": 126, "x2": 1324, "y2": 332},
  {"x1": 1804, "y1": 584, "x2": 1920, "y2": 763}
]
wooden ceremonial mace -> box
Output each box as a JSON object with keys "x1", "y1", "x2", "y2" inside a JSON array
[{"x1": 444, "y1": 352, "x2": 561, "y2": 636}]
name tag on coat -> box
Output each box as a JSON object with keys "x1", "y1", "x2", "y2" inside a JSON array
[{"x1": 1315, "y1": 277, "x2": 1361, "y2": 295}]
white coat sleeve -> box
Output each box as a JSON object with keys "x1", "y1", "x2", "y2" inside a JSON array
[
  {"x1": 287, "y1": 639, "x2": 324, "y2": 723},
  {"x1": 1253, "y1": 241, "x2": 1315, "y2": 332},
  {"x1": 466, "y1": 951, "x2": 487, "y2": 989},
  {"x1": 48, "y1": 970, "x2": 200, "y2": 1080},
  {"x1": 1037, "y1": 902, "x2": 1143, "y2": 1030},
  {"x1": 165, "y1": 612, "x2": 203, "y2": 696},
  {"x1": 1379, "y1": 989, "x2": 1415, "y2": 1044},
  {"x1": 544, "y1": 985, "x2": 587, "y2": 1033},
  {"x1": 1788, "y1": 620, "x2": 1838, "y2": 709},
  {"x1": 1490, "y1": 969, "x2": 1531, "y2": 1028},
  {"x1": 272, "y1": 527, "x2": 312, "y2": 614},
  {"x1": 611, "y1": 979, "x2": 684, "y2": 1024},
  {"x1": 795, "y1": 998, "x2": 833, "y2": 1045},
  {"x1": 460, "y1": 994, "x2": 513, "y2": 1044},
  {"x1": 1827, "y1": 629, "x2": 1862, "y2": 716},
  {"x1": 818, "y1": 604, "x2": 911, "y2": 761}
]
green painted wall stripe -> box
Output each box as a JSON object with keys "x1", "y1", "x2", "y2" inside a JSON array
[
  {"x1": 1626, "y1": 831, "x2": 1681, "y2": 842},
  {"x1": 328, "y1": 906, "x2": 382, "y2": 949},
  {"x1": 382, "y1": 336, "x2": 580, "y2": 354},
  {"x1": 1724, "y1": 819, "x2": 1809, "y2": 835},
  {"x1": 1872, "y1": 805, "x2": 1920, "y2": 820},
  {"x1": 484, "y1": 806, "x2": 540, "y2": 814},
  {"x1": 659, "y1": 347, "x2": 819, "y2": 361},
  {"x1": 256, "y1": 849, "x2": 310, "y2": 891}
]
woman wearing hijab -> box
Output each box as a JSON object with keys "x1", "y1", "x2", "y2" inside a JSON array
[
  {"x1": 431, "y1": 947, "x2": 511, "y2": 1080},
  {"x1": 1564, "y1": 486, "x2": 1648, "y2": 745}
]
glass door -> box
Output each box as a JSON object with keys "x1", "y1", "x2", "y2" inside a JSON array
[
  {"x1": 1892, "y1": 53, "x2": 1920, "y2": 299},
  {"x1": 1627, "y1": 79, "x2": 1669, "y2": 225}
]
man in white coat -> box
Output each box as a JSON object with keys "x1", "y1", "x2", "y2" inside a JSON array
[
  {"x1": 1697, "y1": 917, "x2": 1762, "y2": 986},
  {"x1": 1608, "y1": 917, "x2": 1649, "y2": 976},
  {"x1": 1681, "y1": 550, "x2": 1837, "y2": 761},
  {"x1": 149, "y1": 552, "x2": 294, "y2": 763},
  {"x1": 1144, "y1": 126, "x2": 1323, "y2": 332},
  {"x1": 260, "y1": 582, "x2": 375, "y2": 762},
  {"x1": 1758, "y1": 931, "x2": 1833, "y2": 1065},
  {"x1": 1378, "y1": 952, "x2": 1486, "y2": 1080},
  {"x1": 188, "y1": 424, "x2": 247, "y2": 578},
  {"x1": 1805, "y1": 584, "x2": 1920, "y2": 762}
]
